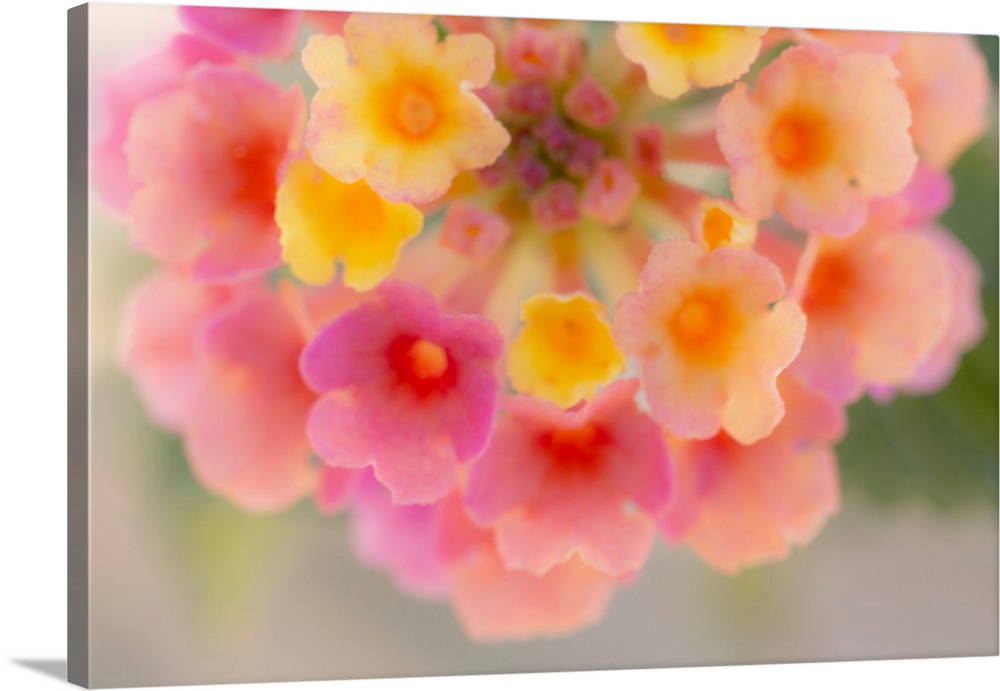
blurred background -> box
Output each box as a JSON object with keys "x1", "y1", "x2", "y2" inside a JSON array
[{"x1": 86, "y1": 5, "x2": 998, "y2": 687}]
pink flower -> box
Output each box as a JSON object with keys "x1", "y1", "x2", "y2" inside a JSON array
[
  {"x1": 314, "y1": 465, "x2": 358, "y2": 517},
  {"x1": 125, "y1": 65, "x2": 303, "y2": 281},
  {"x1": 660, "y1": 375, "x2": 845, "y2": 573},
  {"x1": 300, "y1": 281, "x2": 504, "y2": 505},
  {"x1": 506, "y1": 21, "x2": 583, "y2": 84},
  {"x1": 884, "y1": 163, "x2": 954, "y2": 226},
  {"x1": 792, "y1": 28, "x2": 901, "y2": 56},
  {"x1": 433, "y1": 492, "x2": 615, "y2": 641},
  {"x1": 119, "y1": 270, "x2": 234, "y2": 430},
  {"x1": 613, "y1": 238, "x2": 806, "y2": 444},
  {"x1": 121, "y1": 273, "x2": 321, "y2": 512},
  {"x1": 348, "y1": 469, "x2": 451, "y2": 598},
  {"x1": 178, "y1": 6, "x2": 350, "y2": 60},
  {"x1": 562, "y1": 76, "x2": 619, "y2": 130},
  {"x1": 531, "y1": 181, "x2": 581, "y2": 232},
  {"x1": 93, "y1": 33, "x2": 238, "y2": 216},
  {"x1": 580, "y1": 158, "x2": 640, "y2": 226},
  {"x1": 464, "y1": 379, "x2": 672, "y2": 577},
  {"x1": 792, "y1": 209, "x2": 953, "y2": 403},
  {"x1": 178, "y1": 6, "x2": 301, "y2": 59},
  {"x1": 717, "y1": 43, "x2": 916, "y2": 235},
  {"x1": 450, "y1": 545, "x2": 615, "y2": 641},
  {"x1": 439, "y1": 201, "x2": 511, "y2": 261}
]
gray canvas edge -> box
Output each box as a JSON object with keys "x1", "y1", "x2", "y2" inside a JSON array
[{"x1": 68, "y1": 3, "x2": 90, "y2": 688}]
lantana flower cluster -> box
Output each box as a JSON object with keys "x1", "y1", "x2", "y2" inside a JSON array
[{"x1": 96, "y1": 7, "x2": 990, "y2": 641}]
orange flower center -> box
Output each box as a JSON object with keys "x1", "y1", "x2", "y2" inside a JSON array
[
  {"x1": 702, "y1": 206, "x2": 734, "y2": 249},
  {"x1": 769, "y1": 108, "x2": 832, "y2": 173},
  {"x1": 328, "y1": 182, "x2": 387, "y2": 249},
  {"x1": 408, "y1": 338, "x2": 449, "y2": 379},
  {"x1": 803, "y1": 250, "x2": 854, "y2": 312},
  {"x1": 392, "y1": 84, "x2": 439, "y2": 137},
  {"x1": 387, "y1": 334, "x2": 455, "y2": 397},
  {"x1": 669, "y1": 290, "x2": 741, "y2": 366},
  {"x1": 661, "y1": 24, "x2": 706, "y2": 47}
]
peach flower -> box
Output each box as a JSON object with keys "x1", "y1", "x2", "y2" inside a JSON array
[
  {"x1": 717, "y1": 43, "x2": 917, "y2": 235},
  {"x1": 434, "y1": 492, "x2": 615, "y2": 641},
  {"x1": 792, "y1": 210, "x2": 953, "y2": 403},
  {"x1": 660, "y1": 375, "x2": 845, "y2": 573},
  {"x1": 614, "y1": 238, "x2": 805, "y2": 443},
  {"x1": 894, "y1": 32, "x2": 991, "y2": 170}
]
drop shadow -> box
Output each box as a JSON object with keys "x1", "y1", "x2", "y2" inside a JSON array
[{"x1": 12, "y1": 659, "x2": 67, "y2": 682}]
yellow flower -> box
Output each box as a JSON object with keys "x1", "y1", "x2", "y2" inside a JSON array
[
  {"x1": 615, "y1": 23, "x2": 766, "y2": 99},
  {"x1": 507, "y1": 293, "x2": 625, "y2": 408},
  {"x1": 276, "y1": 157, "x2": 423, "y2": 290},
  {"x1": 303, "y1": 13, "x2": 511, "y2": 205}
]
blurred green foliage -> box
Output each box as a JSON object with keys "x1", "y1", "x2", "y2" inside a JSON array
[
  {"x1": 977, "y1": 35, "x2": 998, "y2": 82},
  {"x1": 146, "y1": 433, "x2": 314, "y2": 641}
]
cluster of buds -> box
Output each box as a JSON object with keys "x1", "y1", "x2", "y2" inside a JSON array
[{"x1": 94, "y1": 7, "x2": 990, "y2": 640}]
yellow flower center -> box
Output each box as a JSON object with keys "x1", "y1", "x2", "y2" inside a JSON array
[
  {"x1": 669, "y1": 290, "x2": 741, "y2": 366},
  {"x1": 769, "y1": 108, "x2": 833, "y2": 173}
]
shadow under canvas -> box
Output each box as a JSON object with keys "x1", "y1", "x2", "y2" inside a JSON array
[{"x1": 13, "y1": 659, "x2": 68, "y2": 683}]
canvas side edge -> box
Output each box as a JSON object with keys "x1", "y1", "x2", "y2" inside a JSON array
[{"x1": 68, "y1": 3, "x2": 90, "y2": 689}]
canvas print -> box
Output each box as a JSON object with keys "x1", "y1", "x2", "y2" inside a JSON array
[{"x1": 73, "y1": 2, "x2": 998, "y2": 688}]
